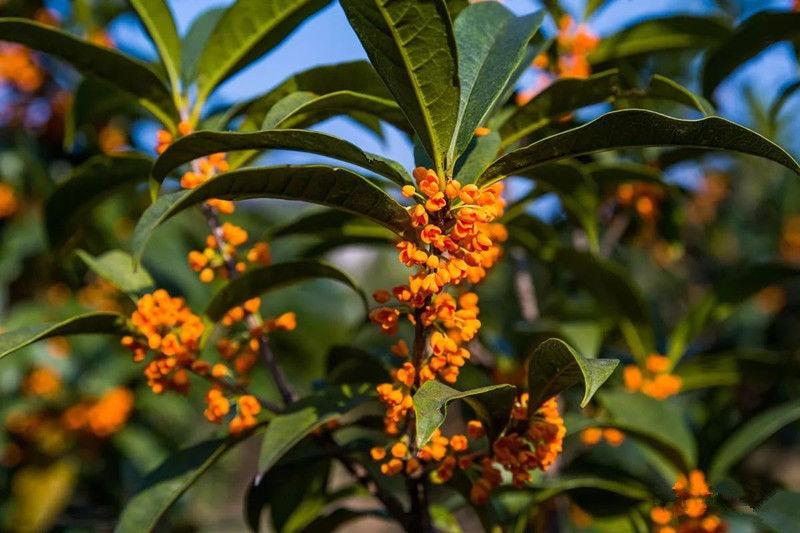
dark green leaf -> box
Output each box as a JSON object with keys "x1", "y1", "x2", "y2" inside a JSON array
[
  {"x1": 152, "y1": 129, "x2": 410, "y2": 186},
  {"x1": 194, "y1": 0, "x2": 331, "y2": 103},
  {"x1": 341, "y1": 0, "x2": 460, "y2": 174},
  {"x1": 703, "y1": 12, "x2": 800, "y2": 100},
  {"x1": 709, "y1": 400, "x2": 800, "y2": 482},
  {"x1": 526, "y1": 475, "x2": 651, "y2": 503},
  {"x1": 131, "y1": 165, "x2": 413, "y2": 262},
  {"x1": 75, "y1": 249, "x2": 154, "y2": 295},
  {"x1": 526, "y1": 338, "x2": 618, "y2": 412},
  {"x1": 454, "y1": 130, "x2": 501, "y2": 183},
  {"x1": 301, "y1": 508, "x2": 387, "y2": 533},
  {"x1": 0, "y1": 312, "x2": 126, "y2": 360},
  {"x1": 757, "y1": 490, "x2": 800, "y2": 533},
  {"x1": 452, "y1": 3, "x2": 543, "y2": 158},
  {"x1": 0, "y1": 18, "x2": 178, "y2": 126},
  {"x1": 588, "y1": 16, "x2": 730, "y2": 65},
  {"x1": 65, "y1": 77, "x2": 143, "y2": 150},
  {"x1": 481, "y1": 110, "x2": 800, "y2": 187},
  {"x1": 129, "y1": 0, "x2": 181, "y2": 91},
  {"x1": 180, "y1": 7, "x2": 226, "y2": 85},
  {"x1": 413, "y1": 381, "x2": 516, "y2": 448},
  {"x1": 769, "y1": 79, "x2": 800, "y2": 126},
  {"x1": 599, "y1": 391, "x2": 697, "y2": 472},
  {"x1": 326, "y1": 345, "x2": 390, "y2": 385},
  {"x1": 45, "y1": 153, "x2": 152, "y2": 248},
  {"x1": 205, "y1": 260, "x2": 368, "y2": 320}
]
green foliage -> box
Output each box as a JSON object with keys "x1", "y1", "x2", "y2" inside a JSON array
[{"x1": 75, "y1": 249, "x2": 155, "y2": 296}]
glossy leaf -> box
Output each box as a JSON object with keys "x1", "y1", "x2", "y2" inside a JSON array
[
  {"x1": 757, "y1": 490, "x2": 800, "y2": 533},
  {"x1": 0, "y1": 312, "x2": 126, "y2": 360},
  {"x1": 0, "y1": 18, "x2": 178, "y2": 127},
  {"x1": 709, "y1": 400, "x2": 800, "y2": 482},
  {"x1": 455, "y1": 130, "x2": 501, "y2": 183},
  {"x1": 45, "y1": 153, "x2": 152, "y2": 248},
  {"x1": 76, "y1": 249, "x2": 154, "y2": 296},
  {"x1": 341, "y1": 0, "x2": 460, "y2": 174},
  {"x1": 115, "y1": 435, "x2": 252, "y2": 533},
  {"x1": 481, "y1": 110, "x2": 800, "y2": 187},
  {"x1": 599, "y1": 391, "x2": 697, "y2": 472},
  {"x1": 152, "y1": 129, "x2": 410, "y2": 186},
  {"x1": 205, "y1": 261, "x2": 368, "y2": 320},
  {"x1": 452, "y1": 3, "x2": 543, "y2": 158},
  {"x1": 129, "y1": 0, "x2": 181, "y2": 91},
  {"x1": 194, "y1": 0, "x2": 331, "y2": 103},
  {"x1": 413, "y1": 381, "x2": 516, "y2": 448},
  {"x1": 131, "y1": 165, "x2": 413, "y2": 262},
  {"x1": 526, "y1": 338, "x2": 618, "y2": 412},
  {"x1": 703, "y1": 12, "x2": 800, "y2": 100},
  {"x1": 588, "y1": 16, "x2": 730, "y2": 65}
]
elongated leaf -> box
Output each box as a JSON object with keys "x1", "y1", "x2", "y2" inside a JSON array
[
  {"x1": 526, "y1": 475, "x2": 651, "y2": 503},
  {"x1": 413, "y1": 381, "x2": 516, "y2": 448},
  {"x1": 75, "y1": 249, "x2": 154, "y2": 295},
  {"x1": 131, "y1": 165, "x2": 413, "y2": 262},
  {"x1": 757, "y1": 490, "x2": 800, "y2": 533},
  {"x1": 45, "y1": 153, "x2": 152, "y2": 248},
  {"x1": 65, "y1": 77, "x2": 143, "y2": 149},
  {"x1": 205, "y1": 261, "x2": 368, "y2": 320},
  {"x1": 257, "y1": 386, "x2": 373, "y2": 476},
  {"x1": 703, "y1": 12, "x2": 800, "y2": 99},
  {"x1": 341, "y1": 0, "x2": 460, "y2": 173},
  {"x1": 180, "y1": 7, "x2": 226, "y2": 85},
  {"x1": 452, "y1": 3, "x2": 543, "y2": 158},
  {"x1": 115, "y1": 435, "x2": 252, "y2": 533},
  {"x1": 599, "y1": 391, "x2": 696, "y2": 472},
  {"x1": 0, "y1": 18, "x2": 178, "y2": 126},
  {"x1": 455, "y1": 131, "x2": 501, "y2": 183},
  {"x1": 194, "y1": 0, "x2": 331, "y2": 103},
  {"x1": 588, "y1": 16, "x2": 730, "y2": 65},
  {"x1": 152, "y1": 129, "x2": 410, "y2": 186},
  {"x1": 667, "y1": 264, "x2": 800, "y2": 361},
  {"x1": 0, "y1": 312, "x2": 125, "y2": 360},
  {"x1": 129, "y1": 0, "x2": 181, "y2": 92},
  {"x1": 709, "y1": 400, "x2": 800, "y2": 482},
  {"x1": 769, "y1": 79, "x2": 800, "y2": 125},
  {"x1": 526, "y1": 338, "x2": 617, "y2": 412},
  {"x1": 481, "y1": 110, "x2": 800, "y2": 187}
]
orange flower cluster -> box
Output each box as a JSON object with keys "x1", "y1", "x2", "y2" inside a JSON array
[
  {"x1": 61, "y1": 387, "x2": 134, "y2": 437},
  {"x1": 617, "y1": 182, "x2": 665, "y2": 221},
  {"x1": 77, "y1": 277, "x2": 123, "y2": 313},
  {"x1": 21, "y1": 367, "x2": 61, "y2": 398},
  {"x1": 0, "y1": 44, "x2": 44, "y2": 93},
  {"x1": 470, "y1": 394, "x2": 566, "y2": 504},
  {"x1": 98, "y1": 123, "x2": 127, "y2": 154},
  {"x1": 650, "y1": 470, "x2": 726, "y2": 533},
  {"x1": 204, "y1": 387, "x2": 262, "y2": 435},
  {"x1": 188, "y1": 229, "x2": 271, "y2": 284},
  {"x1": 579, "y1": 426, "x2": 625, "y2": 447},
  {"x1": 0, "y1": 182, "x2": 19, "y2": 219},
  {"x1": 120, "y1": 289, "x2": 205, "y2": 394},
  {"x1": 624, "y1": 354, "x2": 682, "y2": 400}
]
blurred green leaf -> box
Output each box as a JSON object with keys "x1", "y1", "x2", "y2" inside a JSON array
[
  {"x1": 341, "y1": 0, "x2": 460, "y2": 174},
  {"x1": 526, "y1": 338, "x2": 618, "y2": 412},
  {"x1": 525, "y1": 475, "x2": 651, "y2": 503},
  {"x1": 75, "y1": 249, "x2": 154, "y2": 296},
  {"x1": 129, "y1": 0, "x2": 181, "y2": 92},
  {"x1": 326, "y1": 345, "x2": 390, "y2": 385},
  {"x1": 757, "y1": 490, "x2": 800, "y2": 533},
  {"x1": 131, "y1": 165, "x2": 413, "y2": 262},
  {"x1": 709, "y1": 400, "x2": 800, "y2": 482},
  {"x1": 0, "y1": 18, "x2": 178, "y2": 126},
  {"x1": 703, "y1": 11, "x2": 800, "y2": 100},
  {"x1": 413, "y1": 381, "x2": 515, "y2": 448},
  {"x1": 0, "y1": 312, "x2": 125, "y2": 359},
  {"x1": 769, "y1": 79, "x2": 800, "y2": 126},
  {"x1": 180, "y1": 7, "x2": 226, "y2": 85}
]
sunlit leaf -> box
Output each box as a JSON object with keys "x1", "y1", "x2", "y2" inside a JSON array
[
  {"x1": 75, "y1": 249, "x2": 154, "y2": 296},
  {"x1": 129, "y1": 0, "x2": 181, "y2": 92}
]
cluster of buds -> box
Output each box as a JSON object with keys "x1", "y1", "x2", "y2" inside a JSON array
[
  {"x1": 650, "y1": 470, "x2": 726, "y2": 533},
  {"x1": 579, "y1": 426, "x2": 625, "y2": 447},
  {"x1": 61, "y1": 387, "x2": 135, "y2": 437},
  {"x1": 617, "y1": 182, "x2": 665, "y2": 221},
  {"x1": 21, "y1": 366, "x2": 61, "y2": 398},
  {"x1": 203, "y1": 387, "x2": 262, "y2": 435},
  {"x1": 624, "y1": 354, "x2": 682, "y2": 400},
  {"x1": 188, "y1": 228, "x2": 271, "y2": 284},
  {"x1": 0, "y1": 43, "x2": 44, "y2": 93}
]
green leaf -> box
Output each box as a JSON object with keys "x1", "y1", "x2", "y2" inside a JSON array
[
  {"x1": 194, "y1": 0, "x2": 331, "y2": 105},
  {"x1": 131, "y1": 165, "x2": 413, "y2": 262},
  {"x1": 480, "y1": 109, "x2": 800, "y2": 187},
  {"x1": 451, "y1": 3, "x2": 543, "y2": 158},
  {"x1": 152, "y1": 129, "x2": 410, "y2": 186},
  {"x1": 708, "y1": 400, "x2": 800, "y2": 482},
  {"x1": 129, "y1": 0, "x2": 181, "y2": 93},
  {"x1": 703, "y1": 12, "x2": 800, "y2": 100},
  {"x1": 75, "y1": 249, "x2": 154, "y2": 295},
  {"x1": 326, "y1": 345, "x2": 390, "y2": 385},
  {"x1": 667, "y1": 264, "x2": 800, "y2": 362},
  {"x1": 757, "y1": 490, "x2": 800, "y2": 533},
  {"x1": 257, "y1": 386, "x2": 373, "y2": 474},
  {"x1": 341, "y1": 0, "x2": 460, "y2": 174},
  {"x1": 413, "y1": 381, "x2": 516, "y2": 448},
  {"x1": 526, "y1": 475, "x2": 652, "y2": 503},
  {"x1": 599, "y1": 391, "x2": 697, "y2": 472},
  {"x1": 204, "y1": 260, "x2": 369, "y2": 320},
  {"x1": 588, "y1": 16, "x2": 730, "y2": 65},
  {"x1": 0, "y1": 18, "x2": 178, "y2": 127},
  {"x1": 526, "y1": 338, "x2": 618, "y2": 412},
  {"x1": 180, "y1": 7, "x2": 226, "y2": 85},
  {"x1": 769, "y1": 79, "x2": 800, "y2": 126},
  {"x1": 455, "y1": 130, "x2": 501, "y2": 183},
  {"x1": 65, "y1": 77, "x2": 142, "y2": 150},
  {"x1": 0, "y1": 312, "x2": 126, "y2": 360},
  {"x1": 45, "y1": 153, "x2": 152, "y2": 248},
  {"x1": 115, "y1": 435, "x2": 252, "y2": 533}
]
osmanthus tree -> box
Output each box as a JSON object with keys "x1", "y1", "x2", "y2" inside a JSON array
[{"x1": 1, "y1": 0, "x2": 800, "y2": 531}]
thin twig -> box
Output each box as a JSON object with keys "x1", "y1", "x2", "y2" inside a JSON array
[{"x1": 600, "y1": 212, "x2": 630, "y2": 258}]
